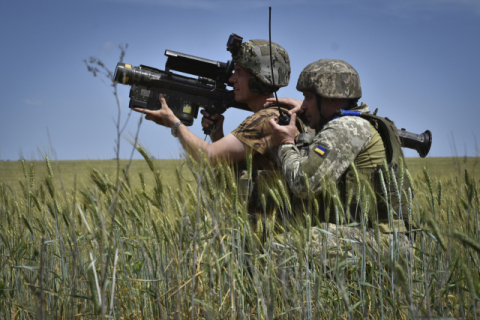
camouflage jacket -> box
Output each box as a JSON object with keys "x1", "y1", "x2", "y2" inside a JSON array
[
  {"x1": 232, "y1": 105, "x2": 302, "y2": 172},
  {"x1": 232, "y1": 105, "x2": 305, "y2": 214},
  {"x1": 278, "y1": 103, "x2": 372, "y2": 198}
]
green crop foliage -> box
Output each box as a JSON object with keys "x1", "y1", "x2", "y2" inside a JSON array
[{"x1": 0, "y1": 156, "x2": 479, "y2": 319}]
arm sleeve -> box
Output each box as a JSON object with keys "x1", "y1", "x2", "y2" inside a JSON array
[{"x1": 279, "y1": 117, "x2": 372, "y2": 198}]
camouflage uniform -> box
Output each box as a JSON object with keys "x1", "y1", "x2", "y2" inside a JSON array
[
  {"x1": 232, "y1": 106, "x2": 302, "y2": 172},
  {"x1": 280, "y1": 59, "x2": 410, "y2": 229},
  {"x1": 233, "y1": 106, "x2": 304, "y2": 214},
  {"x1": 278, "y1": 102, "x2": 374, "y2": 199},
  {"x1": 272, "y1": 222, "x2": 412, "y2": 271},
  {"x1": 273, "y1": 59, "x2": 413, "y2": 267},
  {"x1": 229, "y1": 40, "x2": 300, "y2": 213},
  {"x1": 229, "y1": 38, "x2": 294, "y2": 173},
  {"x1": 275, "y1": 110, "x2": 413, "y2": 267}
]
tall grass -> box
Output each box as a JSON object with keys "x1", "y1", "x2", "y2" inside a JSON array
[{"x1": 0, "y1": 152, "x2": 479, "y2": 319}]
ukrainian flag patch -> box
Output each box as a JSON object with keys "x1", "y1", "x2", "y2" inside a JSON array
[{"x1": 314, "y1": 145, "x2": 327, "y2": 156}]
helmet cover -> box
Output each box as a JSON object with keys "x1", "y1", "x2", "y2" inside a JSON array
[
  {"x1": 232, "y1": 39, "x2": 290, "y2": 88},
  {"x1": 296, "y1": 59, "x2": 362, "y2": 99}
]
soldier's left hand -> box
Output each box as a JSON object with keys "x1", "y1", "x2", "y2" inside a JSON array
[
  {"x1": 268, "y1": 113, "x2": 297, "y2": 146},
  {"x1": 132, "y1": 93, "x2": 180, "y2": 128}
]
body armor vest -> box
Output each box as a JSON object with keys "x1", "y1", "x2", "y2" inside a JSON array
[
  {"x1": 291, "y1": 110, "x2": 412, "y2": 232},
  {"x1": 336, "y1": 110, "x2": 413, "y2": 232}
]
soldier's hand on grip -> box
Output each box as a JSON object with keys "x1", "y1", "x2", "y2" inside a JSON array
[{"x1": 201, "y1": 110, "x2": 225, "y2": 141}]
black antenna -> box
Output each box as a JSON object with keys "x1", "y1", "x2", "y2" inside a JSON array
[{"x1": 269, "y1": 7, "x2": 290, "y2": 126}]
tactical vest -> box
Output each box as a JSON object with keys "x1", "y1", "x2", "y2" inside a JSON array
[{"x1": 335, "y1": 110, "x2": 413, "y2": 232}]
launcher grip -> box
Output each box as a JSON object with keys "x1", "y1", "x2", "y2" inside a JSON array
[{"x1": 202, "y1": 122, "x2": 215, "y2": 136}]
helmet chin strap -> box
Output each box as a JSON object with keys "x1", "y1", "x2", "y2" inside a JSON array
[
  {"x1": 315, "y1": 95, "x2": 356, "y2": 130},
  {"x1": 315, "y1": 95, "x2": 333, "y2": 130}
]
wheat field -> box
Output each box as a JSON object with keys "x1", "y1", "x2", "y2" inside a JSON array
[{"x1": 0, "y1": 153, "x2": 479, "y2": 319}]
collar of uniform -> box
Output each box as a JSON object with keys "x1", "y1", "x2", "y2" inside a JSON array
[
  {"x1": 321, "y1": 102, "x2": 370, "y2": 132},
  {"x1": 351, "y1": 102, "x2": 369, "y2": 113}
]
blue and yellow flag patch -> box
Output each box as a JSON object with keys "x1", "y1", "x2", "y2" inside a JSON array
[{"x1": 314, "y1": 145, "x2": 327, "y2": 156}]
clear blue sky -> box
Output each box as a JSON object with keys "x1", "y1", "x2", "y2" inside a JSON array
[{"x1": 1, "y1": 0, "x2": 479, "y2": 161}]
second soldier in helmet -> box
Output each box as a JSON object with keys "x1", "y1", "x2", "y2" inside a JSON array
[{"x1": 269, "y1": 59, "x2": 413, "y2": 260}]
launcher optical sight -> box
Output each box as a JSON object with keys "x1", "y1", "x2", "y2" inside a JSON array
[{"x1": 113, "y1": 34, "x2": 247, "y2": 133}]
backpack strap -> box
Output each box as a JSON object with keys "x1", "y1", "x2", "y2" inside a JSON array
[
  {"x1": 358, "y1": 113, "x2": 404, "y2": 165},
  {"x1": 334, "y1": 109, "x2": 404, "y2": 165}
]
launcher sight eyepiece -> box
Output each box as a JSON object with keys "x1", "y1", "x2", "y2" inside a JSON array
[{"x1": 399, "y1": 129, "x2": 432, "y2": 158}]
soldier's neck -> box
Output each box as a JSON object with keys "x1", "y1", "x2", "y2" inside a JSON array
[{"x1": 248, "y1": 93, "x2": 275, "y2": 113}]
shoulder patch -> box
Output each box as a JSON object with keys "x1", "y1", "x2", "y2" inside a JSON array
[{"x1": 314, "y1": 145, "x2": 327, "y2": 157}]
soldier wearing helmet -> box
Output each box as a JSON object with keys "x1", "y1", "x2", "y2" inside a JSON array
[
  {"x1": 133, "y1": 38, "x2": 302, "y2": 175},
  {"x1": 269, "y1": 59, "x2": 412, "y2": 235},
  {"x1": 230, "y1": 39, "x2": 290, "y2": 95}
]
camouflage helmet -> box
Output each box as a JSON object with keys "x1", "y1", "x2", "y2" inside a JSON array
[
  {"x1": 232, "y1": 39, "x2": 291, "y2": 89},
  {"x1": 296, "y1": 59, "x2": 362, "y2": 99}
]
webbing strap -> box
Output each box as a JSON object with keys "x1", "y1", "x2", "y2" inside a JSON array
[
  {"x1": 339, "y1": 110, "x2": 361, "y2": 116},
  {"x1": 333, "y1": 109, "x2": 403, "y2": 165}
]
